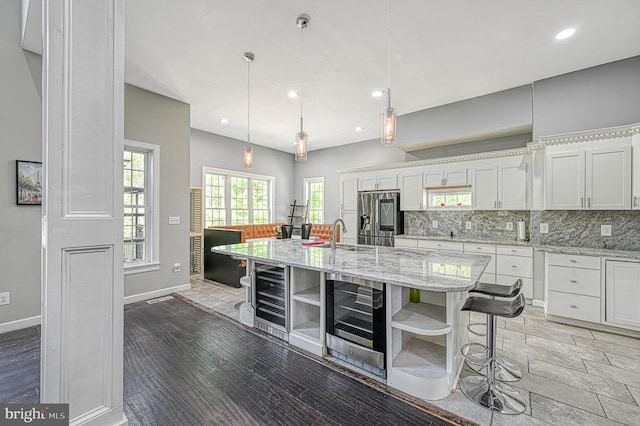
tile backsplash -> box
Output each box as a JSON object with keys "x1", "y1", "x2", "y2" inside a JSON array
[
  {"x1": 530, "y1": 210, "x2": 640, "y2": 251},
  {"x1": 404, "y1": 210, "x2": 530, "y2": 241}
]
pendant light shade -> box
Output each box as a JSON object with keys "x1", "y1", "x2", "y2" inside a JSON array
[
  {"x1": 243, "y1": 51, "x2": 255, "y2": 169},
  {"x1": 381, "y1": 0, "x2": 396, "y2": 146},
  {"x1": 295, "y1": 15, "x2": 310, "y2": 161}
]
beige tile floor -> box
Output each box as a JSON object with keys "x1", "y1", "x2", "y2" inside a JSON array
[{"x1": 178, "y1": 279, "x2": 640, "y2": 426}]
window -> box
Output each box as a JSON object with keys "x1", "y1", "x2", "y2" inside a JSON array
[
  {"x1": 124, "y1": 141, "x2": 160, "y2": 274},
  {"x1": 304, "y1": 177, "x2": 324, "y2": 224},
  {"x1": 203, "y1": 167, "x2": 274, "y2": 227},
  {"x1": 427, "y1": 188, "x2": 472, "y2": 210}
]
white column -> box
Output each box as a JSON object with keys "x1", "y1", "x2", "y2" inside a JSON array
[{"x1": 41, "y1": 0, "x2": 126, "y2": 425}]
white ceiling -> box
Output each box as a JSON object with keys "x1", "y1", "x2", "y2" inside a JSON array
[{"x1": 125, "y1": 0, "x2": 640, "y2": 153}]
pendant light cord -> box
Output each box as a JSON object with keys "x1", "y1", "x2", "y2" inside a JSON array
[
  {"x1": 247, "y1": 58, "x2": 251, "y2": 144},
  {"x1": 387, "y1": 0, "x2": 391, "y2": 108},
  {"x1": 299, "y1": 21, "x2": 304, "y2": 132}
]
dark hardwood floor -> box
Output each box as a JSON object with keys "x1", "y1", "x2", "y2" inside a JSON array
[{"x1": 0, "y1": 298, "x2": 454, "y2": 425}]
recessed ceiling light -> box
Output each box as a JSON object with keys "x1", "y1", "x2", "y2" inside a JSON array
[
  {"x1": 555, "y1": 28, "x2": 576, "y2": 40},
  {"x1": 220, "y1": 118, "x2": 229, "y2": 124},
  {"x1": 287, "y1": 90, "x2": 299, "y2": 98},
  {"x1": 355, "y1": 127, "x2": 364, "y2": 132},
  {"x1": 371, "y1": 90, "x2": 384, "y2": 98}
]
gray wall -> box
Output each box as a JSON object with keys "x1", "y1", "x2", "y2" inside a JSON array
[
  {"x1": 409, "y1": 133, "x2": 531, "y2": 160},
  {"x1": 0, "y1": 0, "x2": 42, "y2": 325},
  {"x1": 294, "y1": 139, "x2": 408, "y2": 223},
  {"x1": 397, "y1": 86, "x2": 533, "y2": 150},
  {"x1": 190, "y1": 128, "x2": 295, "y2": 223},
  {"x1": 533, "y1": 56, "x2": 640, "y2": 140},
  {"x1": 124, "y1": 85, "x2": 191, "y2": 297}
]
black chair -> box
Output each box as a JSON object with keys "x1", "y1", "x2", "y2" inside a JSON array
[
  {"x1": 281, "y1": 224, "x2": 293, "y2": 239},
  {"x1": 460, "y1": 293, "x2": 526, "y2": 415},
  {"x1": 301, "y1": 223, "x2": 312, "y2": 239}
]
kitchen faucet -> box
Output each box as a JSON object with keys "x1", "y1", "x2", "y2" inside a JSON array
[{"x1": 331, "y1": 218, "x2": 347, "y2": 249}]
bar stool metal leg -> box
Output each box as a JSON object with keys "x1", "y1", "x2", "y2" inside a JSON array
[{"x1": 460, "y1": 314, "x2": 526, "y2": 415}]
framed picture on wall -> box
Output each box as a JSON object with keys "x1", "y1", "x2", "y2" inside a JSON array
[{"x1": 16, "y1": 160, "x2": 42, "y2": 205}]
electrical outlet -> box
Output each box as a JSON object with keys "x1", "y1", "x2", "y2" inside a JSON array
[
  {"x1": 601, "y1": 225, "x2": 612, "y2": 237},
  {"x1": 0, "y1": 292, "x2": 10, "y2": 306},
  {"x1": 465, "y1": 221, "x2": 472, "y2": 230},
  {"x1": 168, "y1": 216, "x2": 180, "y2": 225},
  {"x1": 432, "y1": 221, "x2": 438, "y2": 229},
  {"x1": 506, "y1": 222, "x2": 514, "y2": 231},
  {"x1": 540, "y1": 223, "x2": 549, "y2": 234},
  {"x1": 173, "y1": 263, "x2": 181, "y2": 273}
]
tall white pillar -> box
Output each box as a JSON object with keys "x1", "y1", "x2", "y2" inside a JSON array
[{"x1": 41, "y1": 0, "x2": 126, "y2": 425}]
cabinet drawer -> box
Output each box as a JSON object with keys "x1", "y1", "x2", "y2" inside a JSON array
[
  {"x1": 497, "y1": 245, "x2": 533, "y2": 257},
  {"x1": 547, "y1": 291, "x2": 600, "y2": 323},
  {"x1": 496, "y1": 275, "x2": 532, "y2": 299},
  {"x1": 464, "y1": 243, "x2": 497, "y2": 255},
  {"x1": 497, "y1": 255, "x2": 533, "y2": 278},
  {"x1": 547, "y1": 253, "x2": 600, "y2": 270},
  {"x1": 417, "y1": 240, "x2": 464, "y2": 252},
  {"x1": 548, "y1": 265, "x2": 600, "y2": 297},
  {"x1": 394, "y1": 238, "x2": 418, "y2": 249},
  {"x1": 479, "y1": 272, "x2": 496, "y2": 284}
]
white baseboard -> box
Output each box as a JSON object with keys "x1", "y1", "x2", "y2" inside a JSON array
[
  {"x1": 124, "y1": 283, "x2": 191, "y2": 305},
  {"x1": 532, "y1": 299, "x2": 545, "y2": 308},
  {"x1": 0, "y1": 315, "x2": 41, "y2": 335}
]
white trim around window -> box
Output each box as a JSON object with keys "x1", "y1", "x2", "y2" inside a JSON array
[
  {"x1": 124, "y1": 139, "x2": 160, "y2": 275},
  {"x1": 304, "y1": 177, "x2": 324, "y2": 224}
]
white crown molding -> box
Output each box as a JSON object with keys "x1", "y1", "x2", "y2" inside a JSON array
[
  {"x1": 532, "y1": 122, "x2": 640, "y2": 148},
  {"x1": 338, "y1": 147, "x2": 531, "y2": 174}
]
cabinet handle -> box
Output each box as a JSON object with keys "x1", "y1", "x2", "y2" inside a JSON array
[
  {"x1": 634, "y1": 196, "x2": 638, "y2": 208},
  {"x1": 570, "y1": 305, "x2": 578, "y2": 309},
  {"x1": 580, "y1": 197, "x2": 584, "y2": 208},
  {"x1": 511, "y1": 249, "x2": 517, "y2": 253},
  {"x1": 587, "y1": 197, "x2": 591, "y2": 208},
  {"x1": 494, "y1": 201, "x2": 497, "y2": 208},
  {"x1": 499, "y1": 200, "x2": 502, "y2": 208},
  {"x1": 570, "y1": 280, "x2": 578, "y2": 284},
  {"x1": 511, "y1": 265, "x2": 517, "y2": 268},
  {"x1": 570, "y1": 259, "x2": 577, "y2": 263}
]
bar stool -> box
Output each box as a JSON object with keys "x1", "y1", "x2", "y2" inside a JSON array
[
  {"x1": 465, "y1": 280, "x2": 523, "y2": 382},
  {"x1": 460, "y1": 293, "x2": 526, "y2": 415}
]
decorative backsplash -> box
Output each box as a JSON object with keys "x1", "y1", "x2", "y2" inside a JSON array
[
  {"x1": 530, "y1": 210, "x2": 640, "y2": 251},
  {"x1": 404, "y1": 210, "x2": 530, "y2": 241}
]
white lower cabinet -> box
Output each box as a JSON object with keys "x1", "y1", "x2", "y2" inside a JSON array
[
  {"x1": 394, "y1": 238, "x2": 418, "y2": 249},
  {"x1": 417, "y1": 240, "x2": 464, "y2": 252},
  {"x1": 463, "y1": 243, "x2": 496, "y2": 284},
  {"x1": 288, "y1": 268, "x2": 325, "y2": 356},
  {"x1": 386, "y1": 285, "x2": 467, "y2": 400},
  {"x1": 605, "y1": 260, "x2": 640, "y2": 329},
  {"x1": 547, "y1": 291, "x2": 601, "y2": 323},
  {"x1": 496, "y1": 245, "x2": 533, "y2": 299}
]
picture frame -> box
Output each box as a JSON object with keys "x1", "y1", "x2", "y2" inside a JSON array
[{"x1": 16, "y1": 160, "x2": 42, "y2": 205}]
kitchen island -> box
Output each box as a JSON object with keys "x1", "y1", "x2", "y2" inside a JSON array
[{"x1": 211, "y1": 239, "x2": 491, "y2": 400}]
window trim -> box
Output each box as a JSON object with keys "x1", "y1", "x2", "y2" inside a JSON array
[
  {"x1": 202, "y1": 166, "x2": 275, "y2": 227},
  {"x1": 304, "y1": 177, "x2": 324, "y2": 224},
  {"x1": 124, "y1": 140, "x2": 160, "y2": 275}
]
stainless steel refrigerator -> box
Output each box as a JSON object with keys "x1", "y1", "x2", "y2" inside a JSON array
[{"x1": 357, "y1": 191, "x2": 404, "y2": 247}]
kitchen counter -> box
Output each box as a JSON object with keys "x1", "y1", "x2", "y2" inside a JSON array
[
  {"x1": 396, "y1": 234, "x2": 532, "y2": 247},
  {"x1": 211, "y1": 239, "x2": 490, "y2": 292},
  {"x1": 536, "y1": 244, "x2": 640, "y2": 260}
]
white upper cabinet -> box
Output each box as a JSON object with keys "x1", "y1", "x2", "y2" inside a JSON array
[
  {"x1": 357, "y1": 172, "x2": 398, "y2": 191},
  {"x1": 546, "y1": 147, "x2": 631, "y2": 210},
  {"x1": 340, "y1": 176, "x2": 358, "y2": 211},
  {"x1": 472, "y1": 162, "x2": 527, "y2": 210},
  {"x1": 631, "y1": 132, "x2": 640, "y2": 209},
  {"x1": 399, "y1": 171, "x2": 425, "y2": 211},
  {"x1": 424, "y1": 167, "x2": 467, "y2": 187}
]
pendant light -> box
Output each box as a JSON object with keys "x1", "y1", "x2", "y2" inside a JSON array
[
  {"x1": 243, "y1": 51, "x2": 255, "y2": 169},
  {"x1": 295, "y1": 15, "x2": 309, "y2": 161},
  {"x1": 381, "y1": 0, "x2": 396, "y2": 146}
]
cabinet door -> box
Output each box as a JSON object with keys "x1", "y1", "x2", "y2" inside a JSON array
[
  {"x1": 633, "y1": 134, "x2": 640, "y2": 210},
  {"x1": 399, "y1": 172, "x2": 424, "y2": 211},
  {"x1": 545, "y1": 152, "x2": 585, "y2": 210},
  {"x1": 358, "y1": 175, "x2": 377, "y2": 191},
  {"x1": 606, "y1": 261, "x2": 640, "y2": 328},
  {"x1": 424, "y1": 169, "x2": 444, "y2": 187},
  {"x1": 586, "y1": 147, "x2": 631, "y2": 210},
  {"x1": 340, "y1": 210, "x2": 358, "y2": 243},
  {"x1": 340, "y1": 177, "x2": 358, "y2": 211},
  {"x1": 377, "y1": 173, "x2": 399, "y2": 190},
  {"x1": 445, "y1": 168, "x2": 468, "y2": 186},
  {"x1": 472, "y1": 166, "x2": 498, "y2": 210},
  {"x1": 498, "y1": 164, "x2": 527, "y2": 210}
]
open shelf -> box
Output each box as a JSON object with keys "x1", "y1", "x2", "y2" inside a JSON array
[
  {"x1": 391, "y1": 302, "x2": 450, "y2": 336},
  {"x1": 292, "y1": 319, "x2": 321, "y2": 341},
  {"x1": 292, "y1": 286, "x2": 321, "y2": 306},
  {"x1": 392, "y1": 337, "x2": 447, "y2": 380}
]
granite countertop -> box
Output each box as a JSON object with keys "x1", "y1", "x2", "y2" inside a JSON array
[
  {"x1": 396, "y1": 234, "x2": 533, "y2": 247},
  {"x1": 211, "y1": 239, "x2": 491, "y2": 292},
  {"x1": 535, "y1": 245, "x2": 640, "y2": 260}
]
